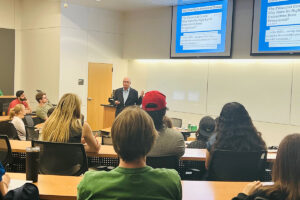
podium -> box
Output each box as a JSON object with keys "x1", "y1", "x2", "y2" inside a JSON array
[{"x1": 101, "y1": 104, "x2": 116, "y2": 129}]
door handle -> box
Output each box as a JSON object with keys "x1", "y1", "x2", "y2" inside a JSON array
[{"x1": 87, "y1": 97, "x2": 93, "y2": 101}]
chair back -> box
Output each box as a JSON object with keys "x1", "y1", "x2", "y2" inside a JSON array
[
  {"x1": 6, "y1": 122, "x2": 19, "y2": 139},
  {"x1": 0, "y1": 135, "x2": 12, "y2": 168},
  {"x1": 33, "y1": 117, "x2": 45, "y2": 125},
  {"x1": 23, "y1": 115, "x2": 34, "y2": 127},
  {"x1": 170, "y1": 118, "x2": 182, "y2": 128},
  {"x1": 31, "y1": 140, "x2": 88, "y2": 176},
  {"x1": 208, "y1": 150, "x2": 267, "y2": 181},
  {"x1": 146, "y1": 156, "x2": 179, "y2": 170},
  {"x1": 25, "y1": 126, "x2": 39, "y2": 141},
  {"x1": 101, "y1": 136, "x2": 113, "y2": 145}
]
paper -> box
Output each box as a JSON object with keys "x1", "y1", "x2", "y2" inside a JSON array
[{"x1": 8, "y1": 179, "x2": 33, "y2": 191}]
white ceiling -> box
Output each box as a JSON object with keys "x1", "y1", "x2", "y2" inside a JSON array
[{"x1": 65, "y1": 0, "x2": 212, "y2": 12}]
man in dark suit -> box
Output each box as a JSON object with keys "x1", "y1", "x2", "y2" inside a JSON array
[{"x1": 114, "y1": 77, "x2": 144, "y2": 116}]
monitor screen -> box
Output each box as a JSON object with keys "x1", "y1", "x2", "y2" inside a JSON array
[
  {"x1": 171, "y1": 0, "x2": 233, "y2": 58},
  {"x1": 252, "y1": 0, "x2": 300, "y2": 54}
]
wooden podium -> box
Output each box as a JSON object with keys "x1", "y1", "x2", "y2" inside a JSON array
[{"x1": 101, "y1": 104, "x2": 116, "y2": 129}]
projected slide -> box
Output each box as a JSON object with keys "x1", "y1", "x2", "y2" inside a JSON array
[
  {"x1": 175, "y1": 0, "x2": 228, "y2": 53},
  {"x1": 259, "y1": 0, "x2": 300, "y2": 52}
]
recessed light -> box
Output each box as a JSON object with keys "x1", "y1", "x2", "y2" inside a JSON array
[{"x1": 96, "y1": 0, "x2": 101, "y2": 2}]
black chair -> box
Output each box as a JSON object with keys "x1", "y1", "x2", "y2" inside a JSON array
[
  {"x1": 207, "y1": 150, "x2": 267, "y2": 181},
  {"x1": 5, "y1": 122, "x2": 19, "y2": 139},
  {"x1": 25, "y1": 126, "x2": 39, "y2": 141},
  {"x1": 101, "y1": 136, "x2": 113, "y2": 145},
  {"x1": 100, "y1": 130, "x2": 113, "y2": 145},
  {"x1": 170, "y1": 118, "x2": 182, "y2": 128},
  {"x1": 146, "y1": 156, "x2": 179, "y2": 170},
  {"x1": 23, "y1": 115, "x2": 34, "y2": 127},
  {"x1": 31, "y1": 140, "x2": 88, "y2": 176},
  {"x1": 0, "y1": 135, "x2": 12, "y2": 168},
  {"x1": 33, "y1": 117, "x2": 45, "y2": 125}
]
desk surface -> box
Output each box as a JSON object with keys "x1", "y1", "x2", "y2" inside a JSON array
[
  {"x1": 0, "y1": 96, "x2": 15, "y2": 99},
  {"x1": 0, "y1": 115, "x2": 37, "y2": 123},
  {"x1": 7, "y1": 173, "x2": 81, "y2": 200},
  {"x1": 9, "y1": 139, "x2": 276, "y2": 161},
  {"x1": 0, "y1": 116, "x2": 10, "y2": 122},
  {"x1": 100, "y1": 128, "x2": 111, "y2": 133},
  {"x1": 7, "y1": 173, "x2": 250, "y2": 200}
]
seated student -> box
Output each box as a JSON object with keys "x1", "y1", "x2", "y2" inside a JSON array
[
  {"x1": 9, "y1": 104, "x2": 26, "y2": 140},
  {"x1": 205, "y1": 102, "x2": 266, "y2": 169},
  {"x1": 77, "y1": 106, "x2": 182, "y2": 200},
  {"x1": 35, "y1": 92, "x2": 53, "y2": 121},
  {"x1": 0, "y1": 162, "x2": 10, "y2": 197},
  {"x1": 40, "y1": 93, "x2": 100, "y2": 153},
  {"x1": 8, "y1": 90, "x2": 32, "y2": 114},
  {"x1": 232, "y1": 133, "x2": 300, "y2": 200},
  {"x1": 142, "y1": 91, "x2": 185, "y2": 158},
  {"x1": 187, "y1": 116, "x2": 215, "y2": 149}
]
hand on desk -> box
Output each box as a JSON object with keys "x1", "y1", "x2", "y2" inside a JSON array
[
  {"x1": 114, "y1": 100, "x2": 120, "y2": 105},
  {"x1": 242, "y1": 181, "x2": 262, "y2": 195}
]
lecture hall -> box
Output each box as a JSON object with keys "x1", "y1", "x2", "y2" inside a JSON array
[{"x1": 1, "y1": 0, "x2": 300, "y2": 199}]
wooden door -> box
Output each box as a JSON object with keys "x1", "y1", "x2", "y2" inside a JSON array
[{"x1": 87, "y1": 63, "x2": 112, "y2": 131}]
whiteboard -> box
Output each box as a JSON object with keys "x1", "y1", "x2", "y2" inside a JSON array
[
  {"x1": 129, "y1": 60, "x2": 208, "y2": 114},
  {"x1": 207, "y1": 60, "x2": 293, "y2": 124},
  {"x1": 129, "y1": 59, "x2": 294, "y2": 125}
]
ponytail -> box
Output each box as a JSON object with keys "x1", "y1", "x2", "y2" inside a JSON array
[
  {"x1": 9, "y1": 109, "x2": 16, "y2": 120},
  {"x1": 9, "y1": 104, "x2": 24, "y2": 120}
]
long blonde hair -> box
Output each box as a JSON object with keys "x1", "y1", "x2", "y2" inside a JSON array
[
  {"x1": 9, "y1": 104, "x2": 25, "y2": 120},
  {"x1": 41, "y1": 93, "x2": 82, "y2": 142}
]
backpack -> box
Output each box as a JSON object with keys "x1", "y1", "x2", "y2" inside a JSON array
[{"x1": 3, "y1": 183, "x2": 39, "y2": 200}]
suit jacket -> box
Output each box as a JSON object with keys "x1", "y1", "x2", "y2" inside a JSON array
[{"x1": 114, "y1": 87, "x2": 142, "y2": 116}]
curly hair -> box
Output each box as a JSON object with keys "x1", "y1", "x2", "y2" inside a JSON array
[{"x1": 212, "y1": 102, "x2": 266, "y2": 152}]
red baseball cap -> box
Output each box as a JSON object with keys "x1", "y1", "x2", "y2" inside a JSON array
[{"x1": 142, "y1": 91, "x2": 167, "y2": 111}]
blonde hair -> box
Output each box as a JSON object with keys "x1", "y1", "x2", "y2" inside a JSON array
[
  {"x1": 41, "y1": 93, "x2": 82, "y2": 143},
  {"x1": 9, "y1": 104, "x2": 25, "y2": 120}
]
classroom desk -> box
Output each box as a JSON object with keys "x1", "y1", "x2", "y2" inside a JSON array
[
  {"x1": 7, "y1": 172, "x2": 250, "y2": 200},
  {"x1": 102, "y1": 127, "x2": 197, "y2": 141},
  {"x1": 100, "y1": 127, "x2": 111, "y2": 134},
  {"x1": 0, "y1": 116, "x2": 10, "y2": 122},
  {"x1": 7, "y1": 173, "x2": 81, "y2": 200},
  {"x1": 9, "y1": 139, "x2": 277, "y2": 162},
  {"x1": 0, "y1": 115, "x2": 37, "y2": 123}
]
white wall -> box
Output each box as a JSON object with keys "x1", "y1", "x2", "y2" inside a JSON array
[
  {"x1": 14, "y1": 0, "x2": 61, "y2": 110},
  {"x1": 123, "y1": 7, "x2": 171, "y2": 59},
  {"x1": 0, "y1": 0, "x2": 15, "y2": 29},
  {"x1": 60, "y1": 3, "x2": 127, "y2": 116},
  {"x1": 124, "y1": 5, "x2": 300, "y2": 146}
]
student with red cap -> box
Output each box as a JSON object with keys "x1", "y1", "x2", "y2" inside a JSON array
[{"x1": 142, "y1": 90, "x2": 185, "y2": 158}]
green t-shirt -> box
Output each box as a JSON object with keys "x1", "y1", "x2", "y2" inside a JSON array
[
  {"x1": 35, "y1": 103, "x2": 53, "y2": 120},
  {"x1": 77, "y1": 166, "x2": 182, "y2": 200}
]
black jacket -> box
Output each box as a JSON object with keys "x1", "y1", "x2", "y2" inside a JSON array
[
  {"x1": 232, "y1": 190, "x2": 288, "y2": 200},
  {"x1": 113, "y1": 87, "x2": 142, "y2": 116}
]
